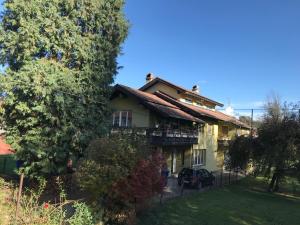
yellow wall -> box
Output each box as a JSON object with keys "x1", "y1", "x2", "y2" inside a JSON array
[
  {"x1": 145, "y1": 82, "x2": 181, "y2": 99},
  {"x1": 110, "y1": 95, "x2": 150, "y2": 127},
  {"x1": 112, "y1": 83, "x2": 250, "y2": 173},
  {"x1": 162, "y1": 146, "x2": 192, "y2": 174},
  {"x1": 144, "y1": 82, "x2": 217, "y2": 109},
  {"x1": 195, "y1": 123, "x2": 219, "y2": 171},
  {"x1": 218, "y1": 122, "x2": 251, "y2": 140}
]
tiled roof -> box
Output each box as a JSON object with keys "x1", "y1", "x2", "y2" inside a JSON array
[
  {"x1": 112, "y1": 85, "x2": 204, "y2": 123},
  {"x1": 139, "y1": 77, "x2": 224, "y2": 107},
  {"x1": 0, "y1": 136, "x2": 14, "y2": 155},
  {"x1": 154, "y1": 91, "x2": 250, "y2": 129}
]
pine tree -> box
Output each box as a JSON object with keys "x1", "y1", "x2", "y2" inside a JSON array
[{"x1": 0, "y1": 0, "x2": 128, "y2": 176}]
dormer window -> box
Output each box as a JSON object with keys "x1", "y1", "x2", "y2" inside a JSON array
[{"x1": 112, "y1": 111, "x2": 132, "y2": 127}]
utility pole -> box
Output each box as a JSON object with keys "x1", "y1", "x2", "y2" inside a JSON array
[{"x1": 250, "y1": 109, "x2": 254, "y2": 137}]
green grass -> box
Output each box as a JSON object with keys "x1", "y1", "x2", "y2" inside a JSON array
[
  {"x1": 0, "y1": 178, "x2": 13, "y2": 225},
  {"x1": 138, "y1": 177, "x2": 300, "y2": 225}
]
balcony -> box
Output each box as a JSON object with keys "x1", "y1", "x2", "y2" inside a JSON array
[{"x1": 111, "y1": 127, "x2": 198, "y2": 146}]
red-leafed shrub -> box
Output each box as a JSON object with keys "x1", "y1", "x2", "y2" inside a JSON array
[
  {"x1": 77, "y1": 133, "x2": 166, "y2": 225},
  {"x1": 113, "y1": 151, "x2": 164, "y2": 204}
]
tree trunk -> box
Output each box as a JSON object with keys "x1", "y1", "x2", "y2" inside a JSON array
[
  {"x1": 268, "y1": 173, "x2": 277, "y2": 192},
  {"x1": 268, "y1": 171, "x2": 281, "y2": 192},
  {"x1": 274, "y1": 176, "x2": 280, "y2": 192}
]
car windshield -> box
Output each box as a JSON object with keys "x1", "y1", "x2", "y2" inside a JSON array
[{"x1": 182, "y1": 168, "x2": 193, "y2": 175}]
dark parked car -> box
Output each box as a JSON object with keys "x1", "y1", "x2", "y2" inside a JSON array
[{"x1": 177, "y1": 168, "x2": 215, "y2": 189}]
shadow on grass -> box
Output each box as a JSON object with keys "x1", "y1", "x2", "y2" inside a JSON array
[{"x1": 138, "y1": 177, "x2": 300, "y2": 225}]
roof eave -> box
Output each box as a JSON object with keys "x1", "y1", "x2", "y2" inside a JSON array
[{"x1": 139, "y1": 77, "x2": 224, "y2": 107}]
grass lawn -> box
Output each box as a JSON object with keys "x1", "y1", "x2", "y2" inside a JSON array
[
  {"x1": 0, "y1": 178, "x2": 14, "y2": 225},
  {"x1": 138, "y1": 177, "x2": 300, "y2": 225}
]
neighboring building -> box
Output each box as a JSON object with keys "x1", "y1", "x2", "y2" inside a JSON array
[
  {"x1": 110, "y1": 74, "x2": 250, "y2": 174},
  {"x1": 0, "y1": 136, "x2": 13, "y2": 155}
]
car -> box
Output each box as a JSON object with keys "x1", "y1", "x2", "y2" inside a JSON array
[{"x1": 177, "y1": 168, "x2": 215, "y2": 189}]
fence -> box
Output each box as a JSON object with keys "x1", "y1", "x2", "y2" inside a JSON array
[
  {"x1": 211, "y1": 168, "x2": 246, "y2": 187},
  {"x1": 0, "y1": 155, "x2": 17, "y2": 175},
  {"x1": 159, "y1": 168, "x2": 247, "y2": 201}
]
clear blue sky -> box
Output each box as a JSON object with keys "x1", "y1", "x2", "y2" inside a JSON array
[
  {"x1": 116, "y1": 0, "x2": 300, "y2": 111},
  {"x1": 1, "y1": 0, "x2": 299, "y2": 112}
]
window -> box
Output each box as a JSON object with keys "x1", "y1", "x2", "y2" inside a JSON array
[
  {"x1": 193, "y1": 149, "x2": 206, "y2": 166},
  {"x1": 199, "y1": 125, "x2": 204, "y2": 133},
  {"x1": 221, "y1": 126, "x2": 229, "y2": 136},
  {"x1": 207, "y1": 124, "x2": 214, "y2": 135},
  {"x1": 112, "y1": 111, "x2": 132, "y2": 127}
]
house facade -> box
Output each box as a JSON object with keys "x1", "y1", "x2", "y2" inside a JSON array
[{"x1": 110, "y1": 74, "x2": 250, "y2": 174}]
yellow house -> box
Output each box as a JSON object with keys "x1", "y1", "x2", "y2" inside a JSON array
[{"x1": 110, "y1": 74, "x2": 250, "y2": 174}]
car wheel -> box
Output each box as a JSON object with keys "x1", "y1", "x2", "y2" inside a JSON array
[{"x1": 178, "y1": 178, "x2": 182, "y2": 186}]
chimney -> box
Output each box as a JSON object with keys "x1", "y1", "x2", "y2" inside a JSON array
[
  {"x1": 146, "y1": 73, "x2": 154, "y2": 83},
  {"x1": 192, "y1": 85, "x2": 200, "y2": 94}
]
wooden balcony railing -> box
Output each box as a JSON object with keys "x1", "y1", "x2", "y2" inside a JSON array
[{"x1": 111, "y1": 127, "x2": 199, "y2": 146}]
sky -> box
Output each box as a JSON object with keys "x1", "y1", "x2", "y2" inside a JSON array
[
  {"x1": 1, "y1": 0, "x2": 299, "y2": 116},
  {"x1": 116, "y1": 0, "x2": 300, "y2": 115}
]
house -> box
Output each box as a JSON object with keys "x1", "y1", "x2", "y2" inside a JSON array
[{"x1": 110, "y1": 74, "x2": 250, "y2": 174}]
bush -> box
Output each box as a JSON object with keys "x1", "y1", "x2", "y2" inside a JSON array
[
  {"x1": 68, "y1": 202, "x2": 94, "y2": 225},
  {"x1": 76, "y1": 133, "x2": 165, "y2": 224},
  {"x1": 10, "y1": 178, "x2": 95, "y2": 225}
]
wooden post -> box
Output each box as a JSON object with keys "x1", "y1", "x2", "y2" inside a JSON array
[
  {"x1": 160, "y1": 192, "x2": 163, "y2": 205},
  {"x1": 15, "y1": 173, "x2": 24, "y2": 220},
  {"x1": 180, "y1": 181, "x2": 184, "y2": 196},
  {"x1": 220, "y1": 169, "x2": 223, "y2": 187},
  {"x1": 220, "y1": 168, "x2": 223, "y2": 186}
]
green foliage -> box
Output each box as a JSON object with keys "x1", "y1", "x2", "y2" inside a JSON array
[
  {"x1": 68, "y1": 202, "x2": 94, "y2": 225},
  {"x1": 0, "y1": 0, "x2": 129, "y2": 176},
  {"x1": 9, "y1": 178, "x2": 95, "y2": 225},
  {"x1": 77, "y1": 133, "x2": 151, "y2": 202},
  {"x1": 76, "y1": 133, "x2": 164, "y2": 224},
  {"x1": 228, "y1": 98, "x2": 300, "y2": 191},
  {"x1": 228, "y1": 136, "x2": 254, "y2": 170}
]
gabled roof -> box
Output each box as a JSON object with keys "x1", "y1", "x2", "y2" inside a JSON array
[
  {"x1": 139, "y1": 77, "x2": 224, "y2": 107},
  {"x1": 0, "y1": 136, "x2": 14, "y2": 155},
  {"x1": 111, "y1": 84, "x2": 204, "y2": 124},
  {"x1": 154, "y1": 91, "x2": 250, "y2": 129}
]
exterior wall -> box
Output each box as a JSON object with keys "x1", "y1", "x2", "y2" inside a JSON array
[
  {"x1": 112, "y1": 83, "x2": 249, "y2": 174},
  {"x1": 192, "y1": 123, "x2": 219, "y2": 172},
  {"x1": 144, "y1": 82, "x2": 217, "y2": 109},
  {"x1": 144, "y1": 82, "x2": 182, "y2": 99},
  {"x1": 218, "y1": 122, "x2": 250, "y2": 140},
  {"x1": 162, "y1": 145, "x2": 192, "y2": 175},
  {"x1": 110, "y1": 95, "x2": 150, "y2": 127}
]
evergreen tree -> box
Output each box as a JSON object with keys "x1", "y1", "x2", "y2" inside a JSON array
[{"x1": 0, "y1": 0, "x2": 128, "y2": 176}]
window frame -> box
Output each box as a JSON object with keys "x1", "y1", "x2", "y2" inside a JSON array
[
  {"x1": 221, "y1": 125, "x2": 229, "y2": 137},
  {"x1": 192, "y1": 149, "x2": 206, "y2": 166},
  {"x1": 207, "y1": 124, "x2": 214, "y2": 136},
  {"x1": 112, "y1": 110, "x2": 132, "y2": 127}
]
